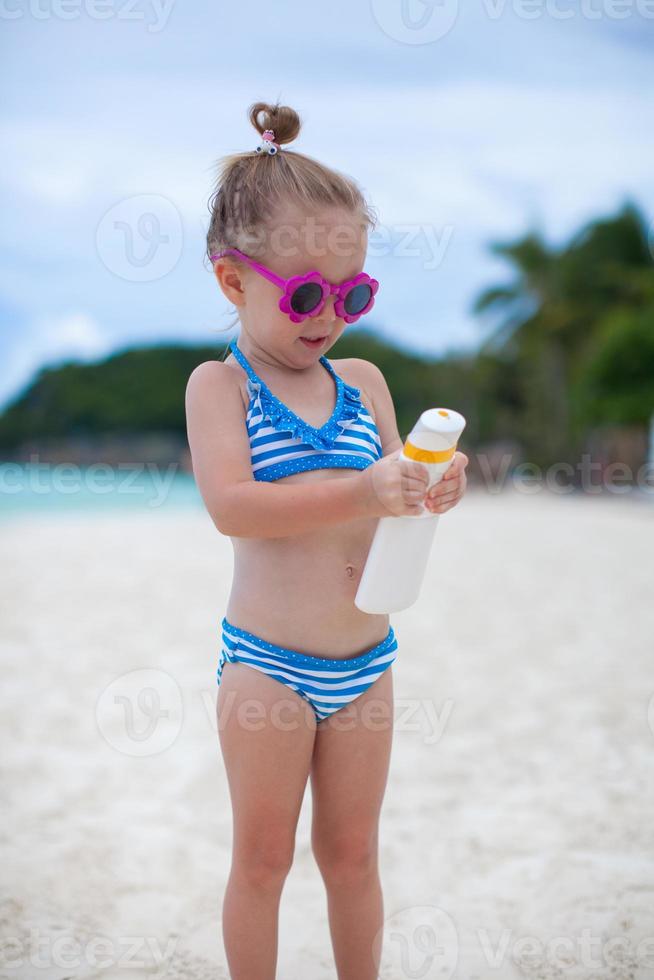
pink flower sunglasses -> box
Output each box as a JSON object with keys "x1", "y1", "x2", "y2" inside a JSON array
[{"x1": 210, "y1": 247, "x2": 379, "y2": 325}]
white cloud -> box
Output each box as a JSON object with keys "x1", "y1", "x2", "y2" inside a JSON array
[
  {"x1": 40, "y1": 311, "x2": 109, "y2": 358},
  {"x1": 3, "y1": 78, "x2": 651, "y2": 241},
  {"x1": 1, "y1": 312, "x2": 110, "y2": 409}
]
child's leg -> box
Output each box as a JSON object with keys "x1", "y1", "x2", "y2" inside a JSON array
[
  {"x1": 309, "y1": 665, "x2": 394, "y2": 980},
  {"x1": 218, "y1": 661, "x2": 317, "y2": 980}
]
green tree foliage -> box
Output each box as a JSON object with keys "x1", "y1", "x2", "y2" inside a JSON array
[
  {"x1": 0, "y1": 332, "x2": 475, "y2": 451},
  {"x1": 576, "y1": 307, "x2": 654, "y2": 425},
  {"x1": 472, "y1": 201, "x2": 654, "y2": 466},
  {"x1": 0, "y1": 344, "x2": 219, "y2": 447}
]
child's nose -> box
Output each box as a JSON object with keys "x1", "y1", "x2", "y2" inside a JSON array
[{"x1": 316, "y1": 294, "x2": 337, "y2": 322}]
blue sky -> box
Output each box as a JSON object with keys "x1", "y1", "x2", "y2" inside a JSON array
[{"x1": 1, "y1": 0, "x2": 653, "y2": 410}]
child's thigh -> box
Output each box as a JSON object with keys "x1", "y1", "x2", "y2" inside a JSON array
[
  {"x1": 309, "y1": 666, "x2": 394, "y2": 848},
  {"x1": 217, "y1": 662, "x2": 317, "y2": 843}
]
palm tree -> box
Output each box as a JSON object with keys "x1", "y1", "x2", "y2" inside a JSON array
[{"x1": 472, "y1": 202, "x2": 654, "y2": 468}]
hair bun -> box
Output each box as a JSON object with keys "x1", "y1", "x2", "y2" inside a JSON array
[{"x1": 248, "y1": 101, "x2": 301, "y2": 148}]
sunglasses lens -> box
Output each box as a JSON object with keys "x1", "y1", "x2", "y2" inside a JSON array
[
  {"x1": 344, "y1": 283, "x2": 373, "y2": 316},
  {"x1": 291, "y1": 282, "x2": 323, "y2": 315}
]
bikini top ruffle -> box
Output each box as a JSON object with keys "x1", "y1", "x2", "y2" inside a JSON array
[{"x1": 244, "y1": 368, "x2": 363, "y2": 452}]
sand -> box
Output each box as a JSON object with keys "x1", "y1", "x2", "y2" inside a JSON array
[{"x1": 1, "y1": 486, "x2": 653, "y2": 980}]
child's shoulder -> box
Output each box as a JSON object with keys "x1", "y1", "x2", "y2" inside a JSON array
[
  {"x1": 185, "y1": 357, "x2": 245, "y2": 410},
  {"x1": 328, "y1": 355, "x2": 388, "y2": 396},
  {"x1": 187, "y1": 357, "x2": 230, "y2": 386}
]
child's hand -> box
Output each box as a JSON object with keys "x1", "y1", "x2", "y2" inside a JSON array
[
  {"x1": 424, "y1": 451, "x2": 469, "y2": 514},
  {"x1": 364, "y1": 449, "x2": 430, "y2": 517}
]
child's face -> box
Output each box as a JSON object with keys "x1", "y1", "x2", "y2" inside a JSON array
[{"x1": 232, "y1": 205, "x2": 369, "y2": 358}]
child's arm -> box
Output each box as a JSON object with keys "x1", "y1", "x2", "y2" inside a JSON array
[
  {"x1": 352, "y1": 359, "x2": 405, "y2": 457},
  {"x1": 185, "y1": 361, "x2": 384, "y2": 539}
]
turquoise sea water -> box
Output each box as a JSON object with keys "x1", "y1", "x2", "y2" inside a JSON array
[
  {"x1": 0, "y1": 463, "x2": 203, "y2": 519},
  {"x1": 2, "y1": 463, "x2": 652, "y2": 522}
]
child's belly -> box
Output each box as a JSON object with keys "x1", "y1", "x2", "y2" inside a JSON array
[{"x1": 224, "y1": 469, "x2": 390, "y2": 658}]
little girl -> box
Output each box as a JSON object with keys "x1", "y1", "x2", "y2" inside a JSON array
[{"x1": 185, "y1": 101, "x2": 468, "y2": 980}]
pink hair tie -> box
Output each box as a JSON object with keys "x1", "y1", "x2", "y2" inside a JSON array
[{"x1": 255, "y1": 129, "x2": 280, "y2": 156}]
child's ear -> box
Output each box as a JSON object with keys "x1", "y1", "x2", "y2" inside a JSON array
[{"x1": 214, "y1": 259, "x2": 246, "y2": 308}]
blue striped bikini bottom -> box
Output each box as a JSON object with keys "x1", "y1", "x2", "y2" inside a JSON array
[{"x1": 217, "y1": 617, "x2": 398, "y2": 724}]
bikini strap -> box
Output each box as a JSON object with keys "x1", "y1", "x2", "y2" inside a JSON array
[
  {"x1": 321, "y1": 354, "x2": 361, "y2": 400},
  {"x1": 229, "y1": 337, "x2": 361, "y2": 404},
  {"x1": 318, "y1": 354, "x2": 339, "y2": 384},
  {"x1": 229, "y1": 339, "x2": 261, "y2": 385}
]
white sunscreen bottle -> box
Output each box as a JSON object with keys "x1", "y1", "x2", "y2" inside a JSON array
[{"x1": 354, "y1": 407, "x2": 467, "y2": 614}]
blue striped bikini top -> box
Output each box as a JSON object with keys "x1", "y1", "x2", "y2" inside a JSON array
[{"x1": 229, "y1": 339, "x2": 383, "y2": 482}]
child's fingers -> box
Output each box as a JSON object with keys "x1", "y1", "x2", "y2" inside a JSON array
[
  {"x1": 404, "y1": 486, "x2": 430, "y2": 504},
  {"x1": 435, "y1": 500, "x2": 461, "y2": 513},
  {"x1": 442, "y1": 452, "x2": 468, "y2": 481},
  {"x1": 450, "y1": 451, "x2": 469, "y2": 470},
  {"x1": 402, "y1": 478, "x2": 430, "y2": 502},
  {"x1": 430, "y1": 489, "x2": 460, "y2": 505},
  {"x1": 426, "y1": 489, "x2": 462, "y2": 511},
  {"x1": 401, "y1": 459, "x2": 430, "y2": 483},
  {"x1": 402, "y1": 475, "x2": 430, "y2": 496},
  {"x1": 428, "y1": 475, "x2": 460, "y2": 498}
]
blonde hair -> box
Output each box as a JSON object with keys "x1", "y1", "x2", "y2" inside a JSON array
[{"x1": 205, "y1": 102, "x2": 378, "y2": 325}]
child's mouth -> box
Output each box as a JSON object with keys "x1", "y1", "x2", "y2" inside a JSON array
[{"x1": 299, "y1": 336, "x2": 327, "y2": 349}]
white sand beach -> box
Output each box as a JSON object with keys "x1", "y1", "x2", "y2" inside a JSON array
[{"x1": 2, "y1": 485, "x2": 654, "y2": 980}]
